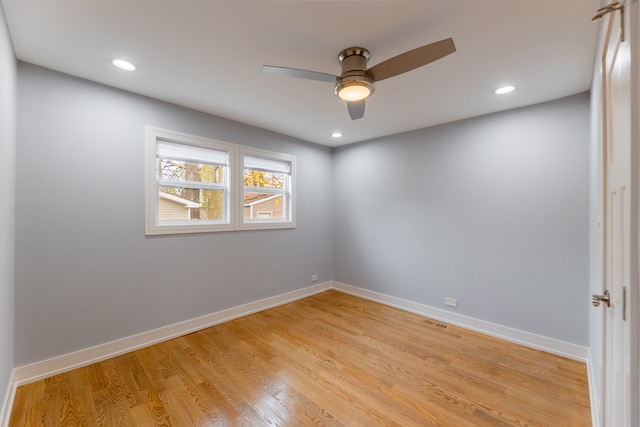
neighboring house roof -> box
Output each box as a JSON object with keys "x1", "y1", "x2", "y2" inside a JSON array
[
  {"x1": 244, "y1": 193, "x2": 281, "y2": 206},
  {"x1": 159, "y1": 192, "x2": 200, "y2": 208}
]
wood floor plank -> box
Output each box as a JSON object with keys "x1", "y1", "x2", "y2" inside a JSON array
[{"x1": 9, "y1": 290, "x2": 591, "y2": 426}]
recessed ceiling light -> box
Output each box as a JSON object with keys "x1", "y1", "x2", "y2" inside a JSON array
[
  {"x1": 111, "y1": 58, "x2": 137, "y2": 71},
  {"x1": 331, "y1": 132, "x2": 343, "y2": 138},
  {"x1": 494, "y1": 85, "x2": 515, "y2": 95}
]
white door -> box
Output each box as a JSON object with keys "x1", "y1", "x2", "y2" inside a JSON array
[{"x1": 598, "y1": 1, "x2": 632, "y2": 426}]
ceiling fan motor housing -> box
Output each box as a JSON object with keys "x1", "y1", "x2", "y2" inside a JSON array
[{"x1": 334, "y1": 47, "x2": 375, "y2": 100}]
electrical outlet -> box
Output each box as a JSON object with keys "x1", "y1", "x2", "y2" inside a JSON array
[
  {"x1": 445, "y1": 297, "x2": 457, "y2": 307},
  {"x1": 311, "y1": 274, "x2": 318, "y2": 282}
]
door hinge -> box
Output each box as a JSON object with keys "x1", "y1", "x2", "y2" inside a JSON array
[{"x1": 623, "y1": 286, "x2": 627, "y2": 321}]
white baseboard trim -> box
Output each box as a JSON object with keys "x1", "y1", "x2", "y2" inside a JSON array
[
  {"x1": 586, "y1": 348, "x2": 601, "y2": 427},
  {"x1": 331, "y1": 281, "x2": 589, "y2": 362},
  {"x1": 0, "y1": 370, "x2": 16, "y2": 427},
  {"x1": 11, "y1": 279, "x2": 589, "y2": 394},
  {"x1": 13, "y1": 282, "x2": 331, "y2": 387}
]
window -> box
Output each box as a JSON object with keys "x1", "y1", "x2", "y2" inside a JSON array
[
  {"x1": 241, "y1": 147, "x2": 295, "y2": 230},
  {"x1": 145, "y1": 127, "x2": 295, "y2": 235},
  {"x1": 146, "y1": 128, "x2": 234, "y2": 235}
]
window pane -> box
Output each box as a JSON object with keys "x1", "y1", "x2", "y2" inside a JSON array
[
  {"x1": 243, "y1": 169, "x2": 285, "y2": 189},
  {"x1": 158, "y1": 159, "x2": 226, "y2": 185},
  {"x1": 244, "y1": 193, "x2": 286, "y2": 220},
  {"x1": 159, "y1": 187, "x2": 224, "y2": 221},
  {"x1": 238, "y1": 148, "x2": 295, "y2": 229}
]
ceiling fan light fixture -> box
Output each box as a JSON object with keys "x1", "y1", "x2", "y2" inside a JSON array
[
  {"x1": 334, "y1": 74, "x2": 375, "y2": 101},
  {"x1": 338, "y1": 83, "x2": 370, "y2": 101}
]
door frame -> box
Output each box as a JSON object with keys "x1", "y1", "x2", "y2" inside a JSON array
[
  {"x1": 629, "y1": 1, "x2": 639, "y2": 424},
  {"x1": 590, "y1": 1, "x2": 639, "y2": 426}
]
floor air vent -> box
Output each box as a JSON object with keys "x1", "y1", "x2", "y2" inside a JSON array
[{"x1": 425, "y1": 320, "x2": 448, "y2": 329}]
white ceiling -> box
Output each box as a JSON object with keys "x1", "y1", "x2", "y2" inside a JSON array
[{"x1": 2, "y1": 0, "x2": 599, "y2": 147}]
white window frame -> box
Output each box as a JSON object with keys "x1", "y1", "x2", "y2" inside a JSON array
[
  {"x1": 145, "y1": 127, "x2": 296, "y2": 235},
  {"x1": 145, "y1": 127, "x2": 235, "y2": 235},
  {"x1": 239, "y1": 146, "x2": 296, "y2": 230}
]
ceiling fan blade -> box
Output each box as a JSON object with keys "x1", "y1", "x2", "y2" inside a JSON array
[
  {"x1": 262, "y1": 65, "x2": 337, "y2": 83},
  {"x1": 367, "y1": 38, "x2": 456, "y2": 82},
  {"x1": 347, "y1": 100, "x2": 365, "y2": 120}
]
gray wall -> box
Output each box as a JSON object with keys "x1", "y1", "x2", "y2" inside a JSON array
[
  {"x1": 333, "y1": 93, "x2": 590, "y2": 345},
  {"x1": 0, "y1": 3, "x2": 16, "y2": 411},
  {"x1": 15, "y1": 63, "x2": 333, "y2": 365},
  {"x1": 0, "y1": 4, "x2": 16, "y2": 412}
]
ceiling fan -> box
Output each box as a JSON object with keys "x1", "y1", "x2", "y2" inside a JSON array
[{"x1": 263, "y1": 38, "x2": 456, "y2": 120}]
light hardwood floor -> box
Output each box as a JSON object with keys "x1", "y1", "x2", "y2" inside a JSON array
[{"x1": 9, "y1": 290, "x2": 591, "y2": 426}]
